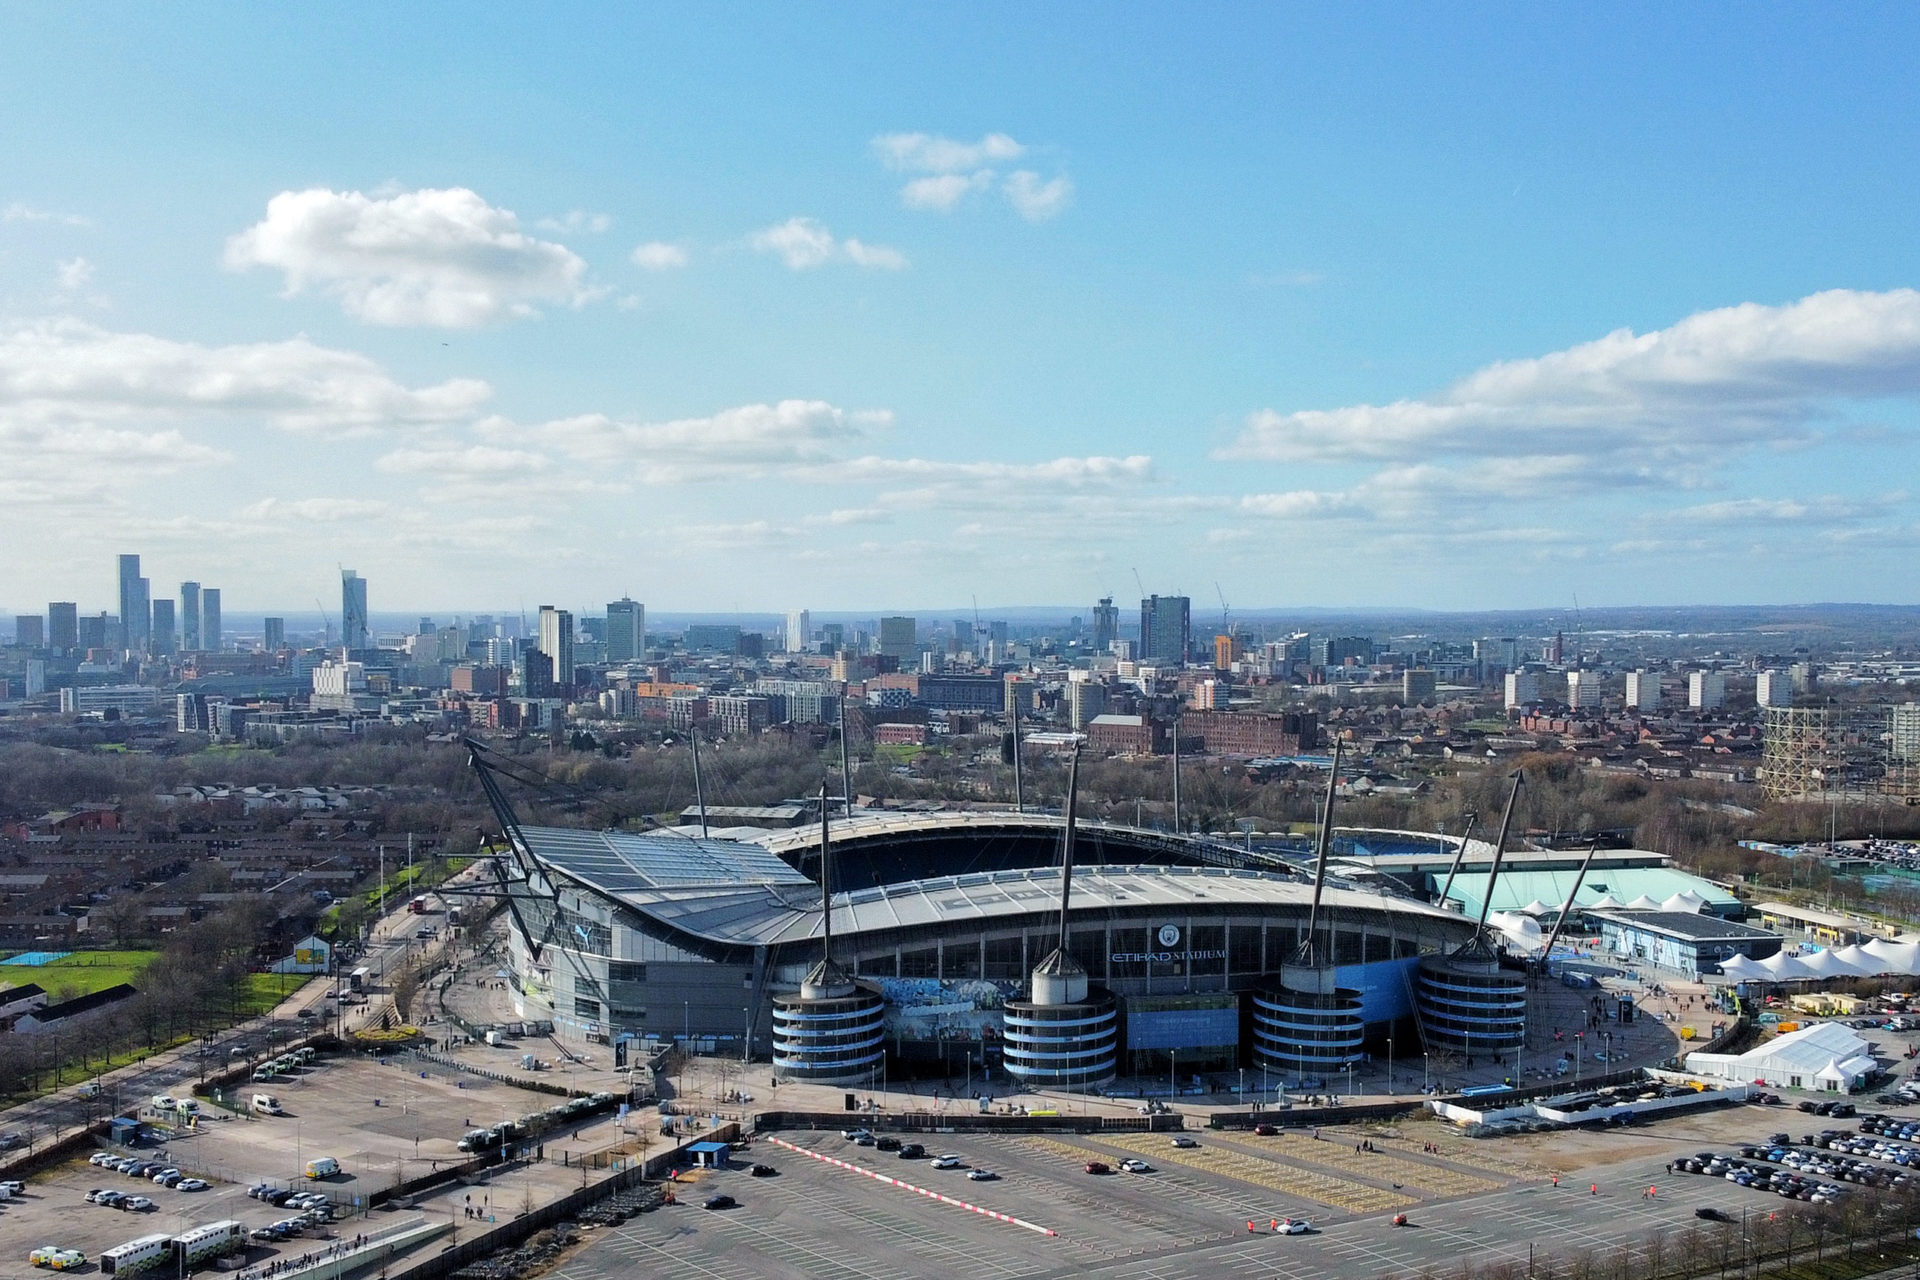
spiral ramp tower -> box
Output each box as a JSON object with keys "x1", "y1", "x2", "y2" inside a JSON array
[
  {"x1": 1252, "y1": 740, "x2": 1364, "y2": 1078},
  {"x1": 772, "y1": 785, "x2": 885, "y2": 1084},
  {"x1": 1416, "y1": 771, "x2": 1530, "y2": 1056},
  {"x1": 1002, "y1": 747, "x2": 1118, "y2": 1091}
]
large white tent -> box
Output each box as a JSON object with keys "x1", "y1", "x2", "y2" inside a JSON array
[{"x1": 1688, "y1": 1021, "x2": 1879, "y2": 1091}]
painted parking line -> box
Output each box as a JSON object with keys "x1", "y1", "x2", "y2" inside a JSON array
[{"x1": 767, "y1": 1135, "x2": 1058, "y2": 1236}]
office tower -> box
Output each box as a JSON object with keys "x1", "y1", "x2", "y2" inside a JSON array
[
  {"x1": 1404, "y1": 668, "x2": 1439, "y2": 704},
  {"x1": 784, "y1": 609, "x2": 812, "y2": 654},
  {"x1": 117, "y1": 554, "x2": 151, "y2": 653},
  {"x1": 821, "y1": 622, "x2": 846, "y2": 652},
  {"x1": 78, "y1": 613, "x2": 107, "y2": 649},
  {"x1": 1625, "y1": 670, "x2": 1661, "y2": 711},
  {"x1": 341, "y1": 570, "x2": 369, "y2": 650},
  {"x1": 878, "y1": 616, "x2": 917, "y2": 663},
  {"x1": 201, "y1": 588, "x2": 222, "y2": 652},
  {"x1": 536, "y1": 605, "x2": 574, "y2": 696},
  {"x1": 150, "y1": 599, "x2": 176, "y2": 654},
  {"x1": 1067, "y1": 679, "x2": 1107, "y2": 729},
  {"x1": 14, "y1": 615, "x2": 43, "y2": 648},
  {"x1": 48, "y1": 602, "x2": 78, "y2": 652},
  {"x1": 1564, "y1": 669, "x2": 1601, "y2": 708},
  {"x1": 951, "y1": 619, "x2": 973, "y2": 654},
  {"x1": 1138, "y1": 595, "x2": 1192, "y2": 665},
  {"x1": 1755, "y1": 670, "x2": 1791, "y2": 709},
  {"x1": 1892, "y1": 704, "x2": 1920, "y2": 763},
  {"x1": 604, "y1": 598, "x2": 644, "y2": 663},
  {"x1": 1092, "y1": 597, "x2": 1118, "y2": 653},
  {"x1": 264, "y1": 617, "x2": 285, "y2": 651},
  {"x1": 1688, "y1": 670, "x2": 1726, "y2": 710},
  {"x1": 989, "y1": 620, "x2": 1009, "y2": 648},
  {"x1": 1790, "y1": 662, "x2": 1819, "y2": 696},
  {"x1": 1504, "y1": 671, "x2": 1541, "y2": 709},
  {"x1": 180, "y1": 582, "x2": 202, "y2": 650}
]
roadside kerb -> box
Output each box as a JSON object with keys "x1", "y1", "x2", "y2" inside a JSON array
[{"x1": 764, "y1": 1135, "x2": 1057, "y2": 1237}]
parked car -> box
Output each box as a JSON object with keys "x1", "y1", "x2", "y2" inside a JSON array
[
  {"x1": 1276, "y1": 1217, "x2": 1312, "y2": 1235},
  {"x1": 176, "y1": 1179, "x2": 210, "y2": 1192},
  {"x1": 897, "y1": 1143, "x2": 925, "y2": 1160},
  {"x1": 122, "y1": 1195, "x2": 155, "y2": 1212},
  {"x1": 748, "y1": 1164, "x2": 777, "y2": 1178},
  {"x1": 967, "y1": 1169, "x2": 997, "y2": 1181},
  {"x1": 1119, "y1": 1158, "x2": 1154, "y2": 1173},
  {"x1": 929, "y1": 1155, "x2": 961, "y2": 1169},
  {"x1": 702, "y1": 1194, "x2": 736, "y2": 1210},
  {"x1": 1084, "y1": 1161, "x2": 1112, "y2": 1175},
  {"x1": 1253, "y1": 1123, "x2": 1280, "y2": 1136},
  {"x1": 1170, "y1": 1136, "x2": 1199, "y2": 1149}
]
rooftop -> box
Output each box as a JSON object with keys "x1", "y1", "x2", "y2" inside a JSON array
[{"x1": 1592, "y1": 910, "x2": 1778, "y2": 942}]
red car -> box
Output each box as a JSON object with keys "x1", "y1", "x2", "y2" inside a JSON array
[
  {"x1": 1254, "y1": 1123, "x2": 1279, "y2": 1136},
  {"x1": 1084, "y1": 1161, "x2": 1111, "y2": 1175}
]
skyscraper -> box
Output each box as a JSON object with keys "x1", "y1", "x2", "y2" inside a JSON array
[
  {"x1": 341, "y1": 570, "x2": 369, "y2": 650},
  {"x1": 784, "y1": 609, "x2": 812, "y2": 654},
  {"x1": 150, "y1": 599, "x2": 176, "y2": 654},
  {"x1": 536, "y1": 605, "x2": 575, "y2": 696},
  {"x1": 264, "y1": 617, "x2": 285, "y2": 651},
  {"x1": 201, "y1": 588, "x2": 222, "y2": 652},
  {"x1": 180, "y1": 582, "x2": 202, "y2": 650},
  {"x1": 117, "y1": 555, "x2": 151, "y2": 653},
  {"x1": 48, "y1": 602, "x2": 78, "y2": 652},
  {"x1": 606, "y1": 598, "x2": 644, "y2": 663},
  {"x1": 1092, "y1": 597, "x2": 1118, "y2": 653},
  {"x1": 14, "y1": 615, "x2": 44, "y2": 648},
  {"x1": 1138, "y1": 594, "x2": 1191, "y2": 664},
  {"x1": 878, "y1": 616, "x2": 917, "y2": 664}
]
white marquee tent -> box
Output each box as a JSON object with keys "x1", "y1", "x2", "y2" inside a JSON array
[{"x1": 1687, "y1": 1020, "x2": 1879, "y2": 1091}]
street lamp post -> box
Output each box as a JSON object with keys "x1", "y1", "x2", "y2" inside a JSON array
[{"x1": 1387, "y1": 1033, "x2": 1394, "y2": 1095}]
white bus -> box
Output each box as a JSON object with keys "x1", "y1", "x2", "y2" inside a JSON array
[
  {"x1": 99, "y1": 1233, "x2": 171, "y2": 1276},
  {"x1": 170, "y1": 1221, "x2": 244, "y2": 1269}
]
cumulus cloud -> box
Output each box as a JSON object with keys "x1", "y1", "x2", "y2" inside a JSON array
[
  {"x1": 3, "y1": 202, "x2": 90, "y2": 227},
  {"x1": 56, "y1": 258, "x2": 95, "y2": 290},
  {"x1": 750, "y1": 218, "x2": 906, "y2": 271},
  {"x1": 1003, "y1": 171, "x2": 1073, "y2": 221},
  {"x1": 224, "y1": 187, "x2": 593, "y2": 327},
  {"x1": 492, "y1": 399, "x2": 894, "y2": 483},
  {"x1": 873, "y1": 132, "x2": 1025, "y2": 173},
  {"x1": 376, "y1": 442, "x2": 552, "y2": 476},
  {"x1": 1225, "y1": 289, "x2": 1920, "y2": 468},
  {"x1": 873, "y1": 131, "x2": 1071, "y2": 219},
  {"x1": 901, "y1": 173, "x2": 994, "y2": 211},
  {"x1": 630, "y1": 241, "x2": 688, "y2": 270},
  {"x1": 1666, "y1": 492, "x2": 1908, "y2": 525},
  {"x1": 0, "y1": 318, "x2": 490, "y2": 434},
  {"x1": 241, "y1": 496, "x2": 391, "y2": 522},
  {"x1": 812, "y1": 454, "x2": 1155, "y2": 488},
  {"x1": 535, "y1": 210, "x2": 613, "y2": 234}
]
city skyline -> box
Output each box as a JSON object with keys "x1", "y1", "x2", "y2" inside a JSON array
[{"x1": 5, "y1": 10, "x2": 1920, "y2": 610}]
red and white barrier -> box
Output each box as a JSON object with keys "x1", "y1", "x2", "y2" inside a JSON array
[{"x1": 765, "y1": 1136, "x2": 1057, "y2": 1237}]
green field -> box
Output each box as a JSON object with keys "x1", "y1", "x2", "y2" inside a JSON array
[
  {"x1": 0, "y1": 949, "x2": 158, "y2": 999},
  {"x1": 239, "y1": 971, "x2": 316, "y2": 1015}
]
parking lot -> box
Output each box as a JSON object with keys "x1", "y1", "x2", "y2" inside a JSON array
[
  {"x1": 547, "y1": 1091, "x2": 1920, "y2": 1280},
  {"x1": 0, "y1": 1050, "x2": 634, "y2": 1277}
]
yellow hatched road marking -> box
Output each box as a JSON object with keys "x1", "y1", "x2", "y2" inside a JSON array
[{"x1": 1092, "y1": 1133, "x2": 1417, "y2": 1213}]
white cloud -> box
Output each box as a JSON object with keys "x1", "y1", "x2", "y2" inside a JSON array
[
  {"x1": 535, "y1": 210, "x2": 613, "y2": 234},
  {"x1": 224, "y1": 186, "x2": 592, "y2": 327},
  {"x1": 496, "y1": 400, "x2": 893, "y2": 483},
  {"x1": 814, "y1": 454, "x2": 1155, "y2": 488},
  {"x1": 3, "y1": 202, "x2": 90, "y2": 227},
  {"x1": 901, "y1": 173, "x2": 993, "y2": 211},
  {"x1": 1666, "y1": 492, "x2": 1908, "y2": 525},
  {"x1": 376, "y1": 442, "x2": 552, "y2": 476},
  {"x1": 630, "y1": 241, "x2": 688, "y2": 270},
  {"x1": 1003, "y1": 171, "x2": 1073, "y2": 221},
  {"x1": 0, "y1": 318, "x2": 490, "y2": 435},
  {"x1": 872, "y1": 132, "x2": 1024, "y2": 173},
  {"x1": 1225, "y1": 289, "x2": 1920, "y2": 467},
  {"x1": 750, "y1": 218, "x2": 906, "y2": 271},
  {"x1": 56, "y1": 258, "x2": 94, "y2": 290},
  {"x1": 241, "y1": 496, "x2": 390, "y2": 522}
]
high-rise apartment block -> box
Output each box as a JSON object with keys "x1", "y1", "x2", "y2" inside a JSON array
[
  {"x1": 48, "y1": 602, "x2": 78, "y2": 652},
  {"x1": 878, "y1": 616, "x2": 917, "y2": 663},
  {"x1": 784, "y1": 609, "x2": 811, "y2": 654},
  {"x1": 341, "y1": 570, "x2": 369, "y2": 650},
  {"x1": 1564, "y1": 669, "x2": 1602, "y2": 709},
  {"x1": 150, "y1": 598, "x2": 176, "y2": 654},
  {"x1": 180, "y1": 582, "x2": 202, "y2": 650},
  {"x1": 1092, "y1": 597, "x2": 1118, "y2": 654},
  {"x1": 1892, "y1": 703, "x2": 1920, "y2": 763},
  {"x1": 606, "y1": 598, "x2": 644, "y2": 663},
  {"x1": 117, "y1": 554, "x2": 150, "y2": 653},
  {"x1": 535, "y1": 605, "x2": 575, "y2": 697},
  {"x1": 1504, "y1": 671, "x2": 1541, "y2": 708},
  {"x1": 1755, "y1": 669, "x2": 1791, "y2": 709},
  {"x1": 201, "y1": 589, "x2": 222, "y2": 651},
  {"x1": 1689, "y1": 670, "x2": 1726, "y2": 710},
  {"x1": 1625, "y1": 670, "x2": 1661, "y2": 710},
  {"x1": 14, "y1": 615, "x2": 43, "y2": 648},
  {"x1": 1403, "y1": 668, "x2": 1438, "y2": 704},
  {"x1": 1138, "y1": 595, "x2": 1191, "y2": 664},
  {"x1": 1067, "y1": 678, "x2": 1107, "y2": 729}
]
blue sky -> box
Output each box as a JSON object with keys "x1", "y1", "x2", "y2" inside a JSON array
[{"x1": 4, "y1": 5, "x2": 1920, "y2": 616}]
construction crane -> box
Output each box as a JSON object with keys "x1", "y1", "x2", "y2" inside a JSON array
[
  {"x1": 1215, "y1": 581, "x2": 1233, "y2": 638},
  {"x1": 1132, "y1": 567, "x2": 1147, "y2": 600},
  {"x1": 314, "y1": 598, "x2": 334, "y2": 648}
]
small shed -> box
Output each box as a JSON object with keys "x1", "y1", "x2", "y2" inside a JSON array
[{"x1": 686, "y1": 1141, "x2": 731, "y2": 1169}]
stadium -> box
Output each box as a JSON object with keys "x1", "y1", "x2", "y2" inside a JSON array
[{"x1": 488, "y1": 805, "x2": 1500, "y2": 1088}]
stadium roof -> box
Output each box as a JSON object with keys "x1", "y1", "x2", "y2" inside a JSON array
[
  {"x1": 1441, "y1": 866, "x2": 1739, "y2": 919},
  {"x1": 518, "y1": 822, "x2": 1460, "y2": 949}
]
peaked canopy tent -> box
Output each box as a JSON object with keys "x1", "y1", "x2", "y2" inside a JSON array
[{"x1": 1687, "y1": 1020, "x2": 1879, "y2": 1092}]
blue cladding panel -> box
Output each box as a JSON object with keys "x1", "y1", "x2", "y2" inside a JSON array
[{"x1": 1125, "y1": 1006, "x2": 1239, "y2": 1051}]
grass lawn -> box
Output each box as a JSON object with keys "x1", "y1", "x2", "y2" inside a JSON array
[
  {"x1": 0, "y1": 949, "x2": 158, "y2": 998},
  {"x1": 238, "y1": 971, "x2": 316, "y2": 1016}
]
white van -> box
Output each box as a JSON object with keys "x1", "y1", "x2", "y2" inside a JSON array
[
  {"x1": 251, "y1": 1094, "x2": 283, "y2": 1115},
  {"x1": 304, "y1": 1157, "x2": 339, "y2": 1179}
]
